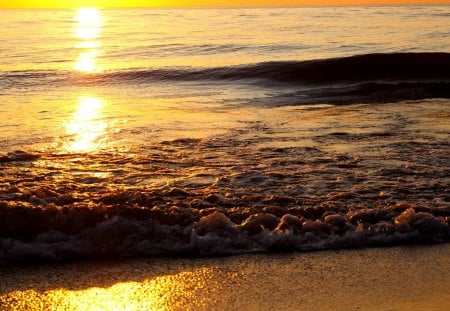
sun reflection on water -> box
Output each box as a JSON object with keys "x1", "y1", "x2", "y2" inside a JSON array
[
  {"x1": 74, "y1": 8, "x2": 102, "y2": 73},
  {"x1": 75, "y1": 50, "x2": 101, "y2": 72},
  {"x1": 64, "y1": 96, "x2": 108, "y2": 153},
  {"x1": 0, "y1": 267, "x2": 221, "y2": 311}
]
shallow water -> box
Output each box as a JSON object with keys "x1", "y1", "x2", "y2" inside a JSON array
[
  {"x1": 1, "y1": 6, "x2": 450, "y2": 150},
  {"x1": 1, "y1": 100, "x2": 449, "y2": 263}
]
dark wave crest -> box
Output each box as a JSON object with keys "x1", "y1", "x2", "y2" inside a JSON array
[
  {"x1": 105, "y1": 52, "x2": 450, "y2": 85},
  {"x1": 106, "y1": 52, "x2": 450, "y2": 104},
  {"x1": 2, "y1": 53, "x2": 450, "y2": 104}
]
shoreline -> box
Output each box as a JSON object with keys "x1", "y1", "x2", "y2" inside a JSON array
[{"x1": 1, "y1": 243, "x2": 449, "y2": 310}]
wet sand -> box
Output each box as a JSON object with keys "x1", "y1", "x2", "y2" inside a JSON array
[{"x1": 1, "y1": 243, "x2": 449, "y2": 310}]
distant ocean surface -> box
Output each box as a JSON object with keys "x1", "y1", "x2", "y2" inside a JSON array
[{"x1": 0, "y1": 6, "x2": 449, "y2": 264}]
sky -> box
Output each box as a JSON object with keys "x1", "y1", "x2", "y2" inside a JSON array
[{"x1": 0, "y1": 0, "x2": 448, "y2": 8}]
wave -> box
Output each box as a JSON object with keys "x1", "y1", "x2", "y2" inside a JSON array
[
  {"x1": 104, "y1": 52, "x2": 450, "y2": 85},
  {"x1": 0, "y1": 129, "x2": 449, "y2": 264},
  {"x1": 1, "y1": 52, "x2": 450, "y2": 104},
  {"x1": 4, "y1": 52, "x2": 450, "y2": 84},
  {"x1": 0, "y1": 200, "x2": 449, "y2": 265}
]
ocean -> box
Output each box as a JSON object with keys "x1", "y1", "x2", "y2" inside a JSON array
[{"x1": 0, "y1": 6, "x2": 449, "y2": 265}]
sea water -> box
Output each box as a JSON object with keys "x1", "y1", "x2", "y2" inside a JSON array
[{"x1": 0, "y1": 6, "x2": 449, "y2": 264}]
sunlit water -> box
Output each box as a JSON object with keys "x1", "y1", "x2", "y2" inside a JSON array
[
  {"x1": 1, "y1": 6, "x2": 450, "y2": 151},
  {"x1": 0, "y1": 6, "x2": 449, "y2": 266}
]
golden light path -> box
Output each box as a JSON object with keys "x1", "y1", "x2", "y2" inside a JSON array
[
  {"x1": 75, "y1": 50, "x2": 101, "y2": 72},
  {"x1": 64, "y1": 96, "x2": 108, "y2": 153},
  {"x1": 0, "y1": 267, "x2": 224, "y2": 311},
  {"x1": 74, "y1": 8, "x2": 103, "y2": 73}
]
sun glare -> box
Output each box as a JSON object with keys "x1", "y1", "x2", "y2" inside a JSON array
[
  {"x1": 75, "y1": 50, "x2": 100, "y2": 72},
  {"x1": 76, "y1": 8, "x2": 102, "y2": 26},
  {"x1": 74, "y1": 8, "x2": 103, "y2": 73},
  {"x1": 65, "y1": 97, "x2": 108, "y2": 153}
]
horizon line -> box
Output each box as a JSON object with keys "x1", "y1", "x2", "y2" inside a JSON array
[{"x1": 1, "y1": 3, "x2": 449, "y2": 9}]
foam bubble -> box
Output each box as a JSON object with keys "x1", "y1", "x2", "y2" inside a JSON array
[{"x1": 0, "y1": 203, "x2": 448, "y2": 265}]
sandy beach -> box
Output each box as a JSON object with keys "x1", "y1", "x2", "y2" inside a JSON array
[{"x1": 1, "y1": 243, "x2": 449, "y2": 310}]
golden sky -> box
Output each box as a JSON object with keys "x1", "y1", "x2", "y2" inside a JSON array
[{"x1": 1, "y1": 0, "x2": 448, "y2": 8}]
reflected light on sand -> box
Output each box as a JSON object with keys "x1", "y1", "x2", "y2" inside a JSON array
[
  {"x1": 0, "y1": 268, "x2": 218, "y2": 310},
  {"x1": 74, "y1": 8, "x2": 102, "y2": 73},
  {"x1": 65, "y1": 97, "x2": 107, "y2": 153}
]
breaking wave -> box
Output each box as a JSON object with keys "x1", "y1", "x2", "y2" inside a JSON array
[
  {"x1": 0, "y1": 134, "x2": 449, "y2": 265},
  {"x1": 0, "y1": 201, "x2": 449, "y2": 265}
]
